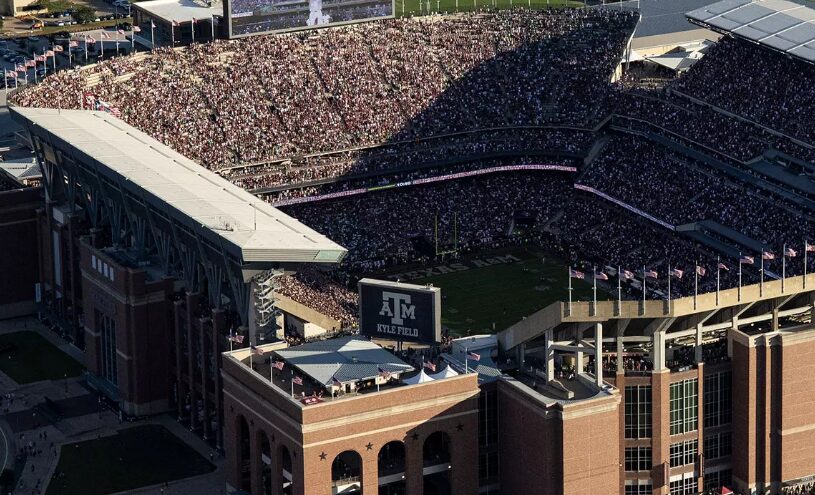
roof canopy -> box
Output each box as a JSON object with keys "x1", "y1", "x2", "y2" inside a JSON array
[
  {"x1": 274, "y1": 336, "x2": 414, "y2": 386},
  {"x1": 132, "y1": 0, "x2": 223, "y2": 23},
  {"x1": 12, "y1": 107, "x2": 347, "y2": 266},
  {"x1": 687, "y1": 0, "x2": 815, "y2": 63}
]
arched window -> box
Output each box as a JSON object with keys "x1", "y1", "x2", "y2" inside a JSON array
[
  {"x1": 258, "y1": 431, "x2": 271, "y2": 495},
  {"x1": 237, "y1": 415, "x2": 251, "y2": 491},
  {"x1": 378, "y1": 441, "x2": 406, "y2": 495},
  {"x1": 280, "y1": 445, "x2": 293, "y2": 495},
  {"x1": 331, "y1": 450, "x2": 363, "y2": 494},
  {"x1": 423, "y1": 432, "x2": 452, "y2": 495}
]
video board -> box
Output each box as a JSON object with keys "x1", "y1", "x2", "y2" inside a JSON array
[
  {"x1": 227, "y1": 0, "x2": 394, "y2": 37},
  {"x1": 358, "y1": 278, "x2": 442, "y2": 344}
]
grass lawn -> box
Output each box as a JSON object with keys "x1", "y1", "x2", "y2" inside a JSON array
[
  {"x1": 46, "y1": 424, "x2": 216, "y2": 495},
  {"x1": 0, "y1": 331, "x2": 83, "y2": 384},
  {"x1": 398, "y1": 0, "x2": 584, "y2": 17},
  {"x1": 414, "y1": 248, "x2": 602, "y2": 336}
]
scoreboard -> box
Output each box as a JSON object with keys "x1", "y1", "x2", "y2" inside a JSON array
[{"x1": 358, "y1": 278, "x2": 442, "y2": 344}]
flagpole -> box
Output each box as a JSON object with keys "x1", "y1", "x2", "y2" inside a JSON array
[
  {"x1": 567, "y1": 266, "x2": 572, "y2": 316},
  {"x1": 617, "y1": 266, "x2": 622, "y2": 315},
  {"x1": 667, "y1": 261, "x2": 672, "y2": 310},
  {"x1": 191, "y1": 19, "x2": 195, "y2": 44},
  {"x1": 805, "y1": 240, "x2": 809, "y2": 289},
  {"x1": 151, "y1": 22, "x2": 155, "y2": 49},
  {"x1": 84, "y1": 38, "x2": 88, "y2": 63},
  {"x1": 642, "y1": 265, "x2": 646, "y2": 310},
  {"x1": 290, "y1": 369, "x2": 294, "y2": 398},
  {"x1": 229, "y1": 331, "x2": 233, "y2": 353},
  {"x1": 211, "y1": 15, "x2": 215, "y2": 40},
  {"x1": 760, "y1": 248, "x2": 764, "y2": 297},
  {"x1": 464, "y1": 347, "x2": 469, "y2": 374},
  {"x1": 694, "y1": 260, "x2": 698, "y2": 310},
  {"x1": 592, "y1": 265, "x2": 597, "y2": 315},
  {"x1": 738, "y1": 253, "x2": 743, "y2": 302},
  {"x1": 782, "y1": 243, "x2": 787, "y2": 293},
  {"x1": 716, "y1": 256, "x2": 721, "y2": 306}
]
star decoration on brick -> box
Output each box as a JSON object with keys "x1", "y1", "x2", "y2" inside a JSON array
[
  {"x1": 319, "y1": 452, "x2": 327, "y2": 461},
  {"x1": 411, "y1": 433, "x2": 419, "y2": 441},
  {"x1": 365, "y1": 442, "x2": 373, "y2": 451},
  {"x1": 456, "y1": 423, "x2": 464, "y2": 432}
]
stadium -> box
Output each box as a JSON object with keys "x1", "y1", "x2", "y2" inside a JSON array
[{"x1": 3, "y1": 0, "x2": 815, "y2": 494}]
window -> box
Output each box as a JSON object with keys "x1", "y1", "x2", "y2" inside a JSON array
[
  {"x1": 625, "y1": 481, "x2": 653, "y2": 495},
  {"x1": 96, "y1": 310, "x2": 117, "y2": 386},
  {"x1": 625, "y1": 447, "x2": 652, "y2": 472},
  {"x1": 704, "y1": 469, "x2": 732, "y2": 491},
  {"x1": 670, "y1": 477, "x2": 698, "y2": 495},
  {"x1": 478, "y1": 451, "x2": 499, "y2": 481},
  {"x1": 704, "y1": 372, "x2": 732, "y2": 428},
  {"x1": 478, "y1": 390, "x2": 498, "y2": 447},
  {"x1": 704, "y1": 431, "x2": 732, "y2": 460},
  {"x1": 670, "y1": 379, "x2": 698, "y2": 435},
  {"x1": 625, "y1": 385, "x2": 652, "y2": 439},
  {"x1": 669, "y1": 440, "x2": 697, "y2": 468}
]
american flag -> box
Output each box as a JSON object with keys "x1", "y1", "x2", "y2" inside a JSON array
[
  {"x1": 118, "y1": 29, "x2": 125, "y2": 35},
  {"x1": 133, "y1": 25, "x2": 141, "y2": 32},
  {"x1": 621, "y1": 270, "x2": 635, "y2": 280},
  {"x1": 670, "y1": 268, "x2": 684, "y2": 279},
  {"x1": 5, "y1": 71, "x2": 15, "y2": 78},
  {"x1": 645, "y1": 269, "x2": 658, "y2": 279},
  {"x1": 172, "y1": 20, "x2": 179, "y2": 26},
  {"x1": 228, "y1": 333, "x2": 244, "y2": 343},
  {"x1": 718, "y1": 262, "x2": 729, "y2": 271},
  {"x1": 69, "y1": 40, "x2": 79, "y2": 47},
  {"x1": 25, "y1": 60, "x2": 35, "y2": 67},
  {"x1": 273, "y1": 360, "x2": 284, "y2": 370},
  {"x1": 786, "y1": 247, "x2": 798, "y2": 257},
  {"x1": 740, "y1": 256, "x2": 755, "y2": 265},
  {"x1": 15, "y1": 65, "x2": 25, "y2": 73},
  {"x1": 695, "y1": 266, "x2": 706, "y2": 277},
  {"x1": 86, "y1": 36, "x2": 97, "y2": 44},
  {"x1": 251, "y1": 345, "x2": 263, "y2": 356},
  {"x1": 423, "y1": 361, "x2": 436, "y2": 372},
  {"x1": 807, "y1": 242, "x2": 815, "y2": 252},
  {"x1": 377, "y1": 367, "x2": 391, "y2": 379},
  {"x1": 292, "y1": 375, "x2": 303, "y2": 386},
  {"x1": 569, "y1": 269, "x2": 584, "y2": 279},
  {"x1": 467, "y1": 352, "x2": 481, "y2": 361},
  {"x1": 53, "y1": 45, "x2": 63, "y2": 52},
  {"x1": 594, "y1": 272, "x2": 608, "y2": 281},
  {"x1": 332, "y1": 376, "x2": 343, "y2": 387},
  {"x1": 762, "y1": 251, "x2": 775, "y2": 260},
  {"x1": 35, "y1": 56, "x2": 46, "y2": 62},
  {"x1": 100, "y1": 31, "x2": 111, "y2": 39},
  {"x1": 45, "y1": 50, "x2": 54, "y2": 56}
]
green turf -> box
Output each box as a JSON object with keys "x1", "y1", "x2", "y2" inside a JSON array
[
  {"x1": 0, "y1": 331, "x2": 83, "y2": 384},
  {"x1": 46, "y1": 424, "x2": 216, "y2": 495},
  {"x1": 397, "y1": 0, "x2": 584, "y2": 17},
  {"x1": 414, "y1": 248, "x2": 603, "y2": 336}
]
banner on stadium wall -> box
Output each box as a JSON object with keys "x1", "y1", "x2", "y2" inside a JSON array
[
  {"x1": 271, "y1": 163, "x2": 577, "y2": 207},
  {"x1": 358, "y1": 278, "x2": 441, "y2": 344},
  {"x1": 573, "y1": 183, "x2": 676, "y2": 231}
]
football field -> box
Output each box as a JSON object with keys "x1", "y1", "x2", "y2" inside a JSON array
[{"x1": 409, "y1": 248, "x2": 599, "y2": 336}]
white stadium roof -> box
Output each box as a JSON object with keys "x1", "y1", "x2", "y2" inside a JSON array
[
  {"x1": 132, "y1": 0, "x2": 223, "y2": 24},
  {"x1": 687, "y1": 0, "x2": 815, "y2": 63},
  {"x1": 12, "y1": 107, "x2": 347, "y2": 265}
]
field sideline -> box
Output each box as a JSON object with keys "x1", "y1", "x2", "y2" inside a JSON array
[{"x1": 407, "y1": 247, "x2": 599, "y2": 336}]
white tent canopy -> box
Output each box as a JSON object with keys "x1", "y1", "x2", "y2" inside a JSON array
[
  {"x1": 402, "y1": 370, "x2": 434, "y2": 385},
  {"x1": 429, "y1": 366, "x2": 459, "y2": 380}
]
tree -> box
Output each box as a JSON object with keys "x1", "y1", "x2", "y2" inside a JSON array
[{"x1": 72, "y1": 4, "x2": 96, "y2": 23}]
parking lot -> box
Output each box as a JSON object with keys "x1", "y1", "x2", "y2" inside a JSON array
[{"x1": 1, "y1": 0, "x2": 131, "y2": 37}]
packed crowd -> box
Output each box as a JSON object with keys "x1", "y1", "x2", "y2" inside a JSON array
[
  {"x1": 12, "y1": 9, "x2": 637, "y2": 170},
  {"x1": 276, "y1": 268, "x2": 359, "y2": 328},
  {"x1": 674, "y1": 36, "x2": 815, "y2": 145},
  {"x1": 221, "y1": 128, "x2": 591, "y2": 191},
  {"x1": 578, "y1": 134, "x2": 812, "y2": 256}
]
